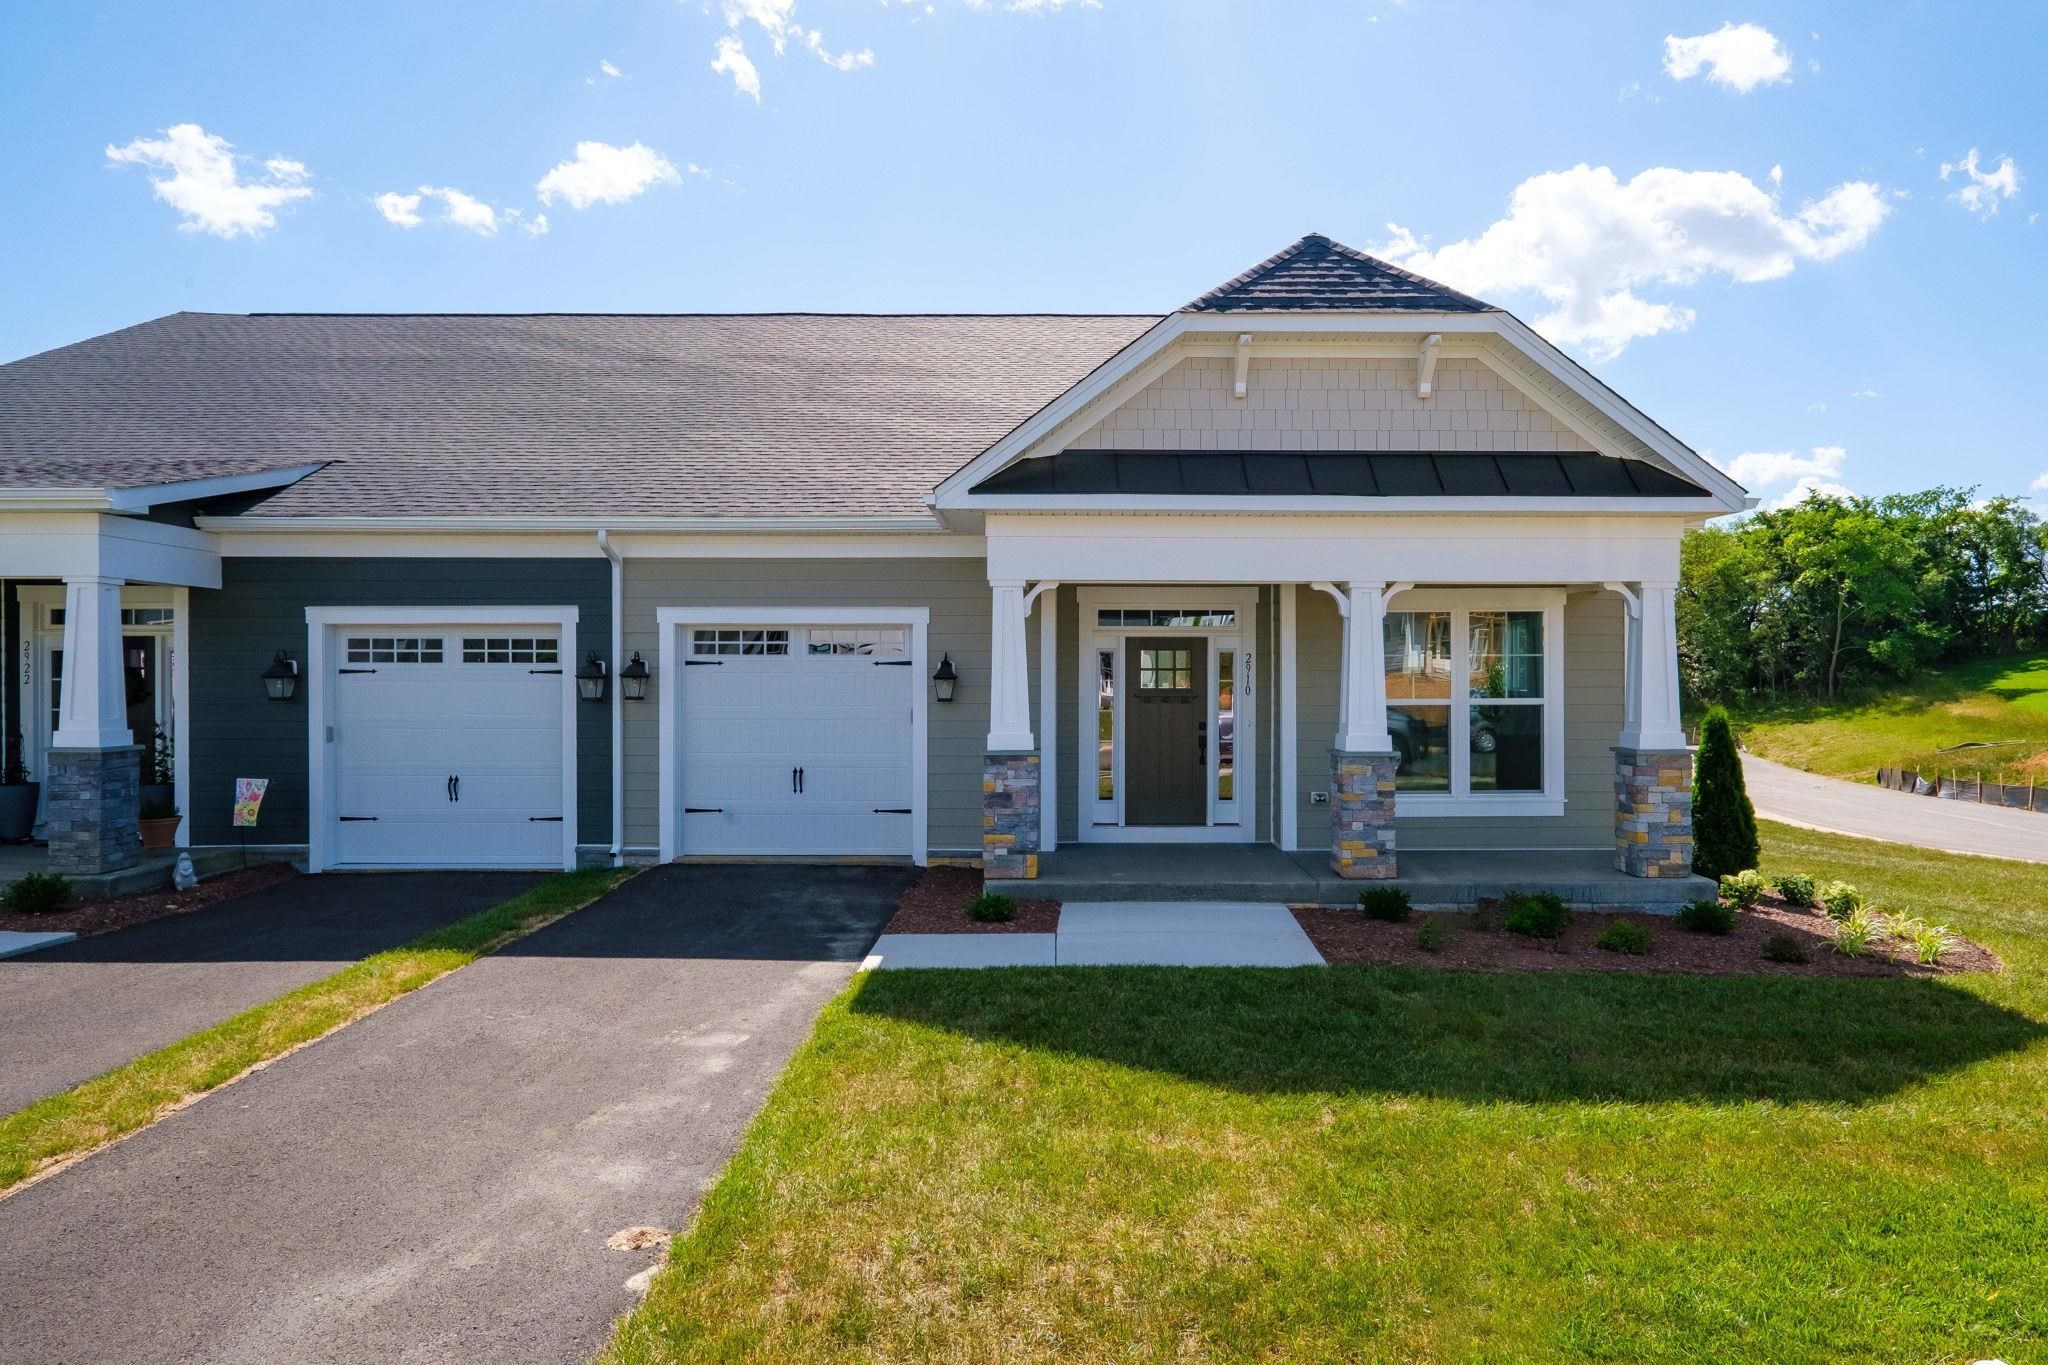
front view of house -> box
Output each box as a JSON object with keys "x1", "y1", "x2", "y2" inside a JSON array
[{"x1": 0, "y1": 236, "x2": 1749, "y2": 890}]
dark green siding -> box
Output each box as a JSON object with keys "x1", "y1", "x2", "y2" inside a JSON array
[{"x1": 188, "y1": 558, "x2": 611, "y2": 847}]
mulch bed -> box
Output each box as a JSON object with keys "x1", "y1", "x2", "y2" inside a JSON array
[
  {"x1": 0, "y1": 861, "x2": 297, "y2": 940},
  {"x1": 1293, "y1": 893, "x2": 2001, "y2": 976},
  {"x1": 884, "y1": 865, "x2": 1060, "y2": 935}
]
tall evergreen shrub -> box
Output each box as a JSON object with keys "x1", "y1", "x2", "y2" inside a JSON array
[{"x1": 1692, "y1": 706, "x2": 1759, "y2": 879}]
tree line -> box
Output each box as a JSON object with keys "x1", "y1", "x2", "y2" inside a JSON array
[{"x1": 1678, "y1": 488, "x2": 2048, "y2": 704}]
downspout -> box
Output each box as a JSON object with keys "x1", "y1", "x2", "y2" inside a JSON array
[{"x1": 597, "y1": 530, "x2": 624, "y2": 867}]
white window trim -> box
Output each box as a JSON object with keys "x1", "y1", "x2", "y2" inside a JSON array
[
  {"x1": 1382, "y1": 587, "x2": 1566, "y2": 819},
  {"x1": 304, "y1": 606, "x2": 581, "y2": 873},
  {"x1": 1073, "y1": 586, "x2": 1259, "y2": 843},
  {"x1": 653, "y1": 606, "x2": 931, "y2": 866}
]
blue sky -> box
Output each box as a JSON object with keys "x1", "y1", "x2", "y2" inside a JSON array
[{"x1": 2, "y1": 1, "x2": 2041, "y2": 506}]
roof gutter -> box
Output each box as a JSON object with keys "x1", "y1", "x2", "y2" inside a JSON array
[
  {"x1": 597, "y1": 529, "x2": 625, "y2": 868},
  {"x1": 195, "y1": 514, "x2": 950, "y2": 534}
]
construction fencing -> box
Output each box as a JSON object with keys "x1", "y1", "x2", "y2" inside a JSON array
[{"x1": 1877, "y1": 767, "x2": 2048, "y2": 813}]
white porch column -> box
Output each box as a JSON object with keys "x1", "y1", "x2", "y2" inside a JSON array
[
  {"x1": 1335, "y1": 581, "x2": 1392, "y2": 753},
  {"x1": 53, "y1": 575, "x2": 132, "y2": 749},
  {"x1": 986, "y1": 579, "x2": 1035, "y2": 752},
  {"x1": 1618, "y1": 581, "x2": 1687, "y2": 751}
]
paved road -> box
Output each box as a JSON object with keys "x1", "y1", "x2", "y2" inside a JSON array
[
  {"x1": 0, "y1": 863, "x2": 910, "y2": 1365},
  {"x1": 0, "y1": 871, "x2": 540, "y2": 1114},
  {"x1": 1745, "y1": 753, "x2": 2048, "y2": 864}
]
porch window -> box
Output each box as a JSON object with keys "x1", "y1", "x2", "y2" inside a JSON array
[
  {"x1": 1095, "y1": 649, "x2": 1116, "y2": 800},
  {"x1": 1384, "y1": 604, "x2": 1554, "y2": 802},
  {"x1": 1384, "y1": 611, "x2": 1451, "y2": 792}
]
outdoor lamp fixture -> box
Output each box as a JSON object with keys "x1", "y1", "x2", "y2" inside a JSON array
[
  {"x1": 574, "y1": 652, "x2": 608, "y2": 703},
  {"x1": 619, "y1": 651, "x2": 651, "y2": 701},
  {"x1": 932, "y1": 653, "x2": 958, "y2": 703},
  {"x1": 261, "y1": 651, "x2": 299, "y2": 702}
]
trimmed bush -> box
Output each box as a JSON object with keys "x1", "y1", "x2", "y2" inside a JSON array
[
  {"x1": 1678, "y1": 897, "x2": 1736, "y2": 935},
  {"x1": 1818, "y1": 880, "x2": 1865, "y2": 920},
  {"x1": 1596, "y1": 919, "x2": 1652, "y2": 955},
  {"x1": 1357, "y1": 887, "x2": 1412, "y2": 922},
  {"x1": 1760, "y1": 931, "x2": 1811, "y2": 964},
  {"x1": 1691, "y1": 706, "x2": 1759, "y2": 880},
  {"x1": 1719, "y1": 868, "x2": 1768, "y2": 910},
  {"x1": 966, "y1": 891, "x2": 1017, "y2": 923},
  {"x1": 3, "y1": 872, "x2": 72, "y2": 916},
  {"x1": 1772, "y1": 873, "x2": 1818, "y2": 908},
  {"x1": 1502, "y1": 891, "x2": 1570, "y2": 939},
  {"x1": 1415, "y1": 916, "x2": 1450, "y2": 953}
]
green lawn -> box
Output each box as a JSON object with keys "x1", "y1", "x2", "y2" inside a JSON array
[
  {"x1": 1733, "y1": 651, "x2": 2048, "y2": 782},
  {"x1": 605, "y1": 826, "x2": 2048, "y2": 1363}
]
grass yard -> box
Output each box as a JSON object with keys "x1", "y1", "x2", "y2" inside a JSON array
[
  {"x1": 1734, "y1": 650, "x2": 2048, "y2": 782},
  {"x1": 0, "y1": 866, "x2": 627, "y2": 1194},
  {"x1": 606, "y1": 825, "x2": 2048, "y2": 1363}
]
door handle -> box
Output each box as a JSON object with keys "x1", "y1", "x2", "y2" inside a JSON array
[
  {"x1": 791, "y1": 766, "x2": 799, "y2": 794},
  {"x1": 447, "y1": 774, "x2": 460, "y2": 803},
  {"x1": 1198, "y1": 719, "x2": 1208, "y2": 765},
  {"x1": 797, "y1": 766, "x2": 805, "y2": 794}
]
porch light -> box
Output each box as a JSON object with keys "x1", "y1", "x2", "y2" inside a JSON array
[
  {"x1": 261, "y1": 651, "x2": 299, "y2": 702},
  {"x1": 575, "y1": 652, "x2": 608, "y2": 703},
  {"x1": 619, "y1": 651, "x2": 650, "y2": 701},
  {"x1": 932, "y1": 653, "x2": 958, "y2": 703}
]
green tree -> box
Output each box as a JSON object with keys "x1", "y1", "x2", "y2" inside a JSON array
[{"x1": 1692, "y1": 706, "x2": 1758, "y2": 879}]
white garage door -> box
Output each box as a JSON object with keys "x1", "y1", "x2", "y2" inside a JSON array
[
  {"x1": 328, "y1": 628, "x2": 567, "y2": 868},
  {"x1": 678, "y1": 625, "x2": 915, "y2": 857}
]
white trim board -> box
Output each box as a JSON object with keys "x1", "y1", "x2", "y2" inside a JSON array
[
  {"x1": 303, "y1": 605, "x2": 581, "y2": 873},
  {"x1": 653, "y1": 606, "x2": 932, "y2": 867}
]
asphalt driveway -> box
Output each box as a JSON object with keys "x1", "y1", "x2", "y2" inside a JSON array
[
  {"x1": 0, "y1": 862, "x2": 910, "y2": 1365},
  {"x1": 0, "y1": 871, "x2": 540, "y2": 1114}
]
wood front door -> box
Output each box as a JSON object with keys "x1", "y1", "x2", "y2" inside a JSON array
[{"x1": 1124, "y1": 637, "x2": 1207, "y2": 826}]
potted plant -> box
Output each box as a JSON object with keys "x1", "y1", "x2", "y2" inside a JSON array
[
  {"x1": 0, "y1": 729, "x2": 35, "y2": 844},
  {"x1": 138, "y1": 793, "x2": 182, "y2": 851},
  {"x1": 141, "y1": 724, "x2": 175, "y2": 812}
]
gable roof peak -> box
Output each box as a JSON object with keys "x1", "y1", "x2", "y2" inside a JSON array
[{"x1": 1186, "y1": 232, "x2": 1496, "y2": 315}]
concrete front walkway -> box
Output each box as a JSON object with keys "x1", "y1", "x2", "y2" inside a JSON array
[
  {"x1": 1745, "y1": 753, "x2": 2048, "y2": 864},
  {"x1": 0, "y1": 863, "x2": 908, "y2": 1365},
  {"x1": 0, "y1": 871, "x2": 539, "y2": 1114},
  {"x1": 868, "y1": 901, "x2": 1325, "y2": 969}
]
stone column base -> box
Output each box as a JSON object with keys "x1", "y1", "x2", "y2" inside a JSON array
[
  {"x1": 1331, "y1": 749, "x2": 1397, "y2": 879},
  {"x1": 1614, "y1": 746, "x2": 1694, "y2": 878},
  {"x1": 45, "y1": 745, "x2": 144, "y2": 877},
  {"x1": 983, "y1": 751, "x2": 1041, "y2": 880}
]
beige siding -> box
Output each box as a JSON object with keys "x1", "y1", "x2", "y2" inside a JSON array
[
  {"x1": 1294, "y1": 588, "x2": 1623, "y2": 853},
  {"x1": 1067, "y1": 356, "x2": 1595, "y2": 453},
  {"x1": 621, "y1": 558, "x2": 992, "y2": 855}
]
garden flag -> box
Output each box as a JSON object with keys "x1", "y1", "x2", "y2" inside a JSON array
[{"x1": 233, "y1": 777, "x2": 268, "y2": 828}]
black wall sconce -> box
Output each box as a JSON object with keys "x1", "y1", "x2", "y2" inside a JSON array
[
  {"x1": 620, "y1": 651, "x2": 650, "y2": 701},
  {"x1": 262, "y1": 651, "x2": 299, "y2": 701},
  {"x1": 932, "y1": 653, "x2": 958, "y2": 703},
  {"x1": 575, "y1": 652, "x2": 608, "y2": 702}
]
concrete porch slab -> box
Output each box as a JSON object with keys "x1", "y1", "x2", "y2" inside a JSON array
[
  {"x1": 864, "y1": 933, "x2": 1057, "y2": 970},
  {"x1": 0, "y1": 929, "x2": 78, "y2": 959},
  {"x1": 1057, "y1": 902, "x2": 1324, "y2": 967}
]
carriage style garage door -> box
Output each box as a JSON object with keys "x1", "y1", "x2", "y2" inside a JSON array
[
  {"x1": 676, "y1": 623, "x2": 918, "y2": 858},
  {"x1": 323, "y1": 624, "x2": 571, "y2": 869}
]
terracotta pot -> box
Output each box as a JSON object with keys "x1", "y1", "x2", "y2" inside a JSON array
[
  {"x1": 139, "y1": 815, "x2": 182, "y2": 851},
  {"x1": 0, "y1": 782, "x2": 37, "y2": 843}
]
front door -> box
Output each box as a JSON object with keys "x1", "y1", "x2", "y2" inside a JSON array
[{"x1": 1124, "y1": 637, "x2": 1207, "y2": 826}]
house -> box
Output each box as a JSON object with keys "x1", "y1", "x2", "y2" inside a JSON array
[{"x1": 0, "y1": 235, "x2": 1748, "y2": 895}]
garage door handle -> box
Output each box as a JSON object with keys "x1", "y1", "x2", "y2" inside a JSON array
[
  {"x1": 684, "y1": 807, "x2": 723, "y2": 814},
  {"x1": 339, "y1": 815, "x2": 378, "y2": 822},
  {"x1": 447, "y1": 774, "x2": 460, "y2": 803},
  {"x1": 529, "y1": 668, "x2": 562, "y2": 675},
  {"x1": 873, "y1": 807, "x2": 911, "y2": 814},
  {"x1": 797, "y1": 766, "x2": 805, "y2": 794},
  {"x1": 528, "y1": 816, "x2": 563, "y2": 822},
  {"x1": 873, "y1": 659, "x2": 913, "y2": 667},
  {"x1": 339, "y1": 668, "x2": 377, "y2": 675},
  {"x1": 683, "y1": 659, "x2": 723, "y2": 666}
]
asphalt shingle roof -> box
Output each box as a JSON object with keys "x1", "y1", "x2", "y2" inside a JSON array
[
  {"x1": 0, "y1": 312, "x2": 1158, "y2": 519},
  {"x1": 1186, "y1": 233, "x2": 1496, "y2": 314}
]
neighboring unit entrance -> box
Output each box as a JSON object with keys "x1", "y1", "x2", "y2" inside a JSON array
[
  {"x1": 1124, "y1": 637, "x2": 1208, "y2": 826},
  {"x1": 324, "y1": 626, "x2": 569, "y2": 868},
  {"x1": 675, "y1": 623, "x2": 917, "y2": 857}
]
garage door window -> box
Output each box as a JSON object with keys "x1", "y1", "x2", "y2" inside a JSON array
[
  {"x1": 693, "y1": 628, "x2": 790, "y2": 657},
  {"x1": 806, "y1": 626, "x2": 907, "y2": 657},
  {"x1": 346, "y1": 636, "x2": 444, "y2": 664},
  {"x1": 461, "y1": 636, "x2": 559, "y2": 664}
]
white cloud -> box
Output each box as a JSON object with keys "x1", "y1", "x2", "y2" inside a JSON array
[
  {"x1": 535, "y1": 140, "x2": 682, "y2": 209},
  {"x1": 1766, "y1": 474, "x2": 1854, "y2": 510},
  {"x1": 1807, "y1": 401, "x2": 1827, "y2": 413},
  {"x1": 1371, "y1": 165, "x2": 1890, "y2": 359},
  {"x1": 713, "y1": 0, "x2": 872, "y2": 98},
  {"x1": 518, "y1": 212, "x2": 550, "y2": 237},
  {"x1": 1849, "y1": 386, "x2": 1878, "y2": 399},
  {"x1": 712, "y1": 34, "x2": 762, "y2": 100},
  {"x1": 1940, "y1": 148, "x2": 2021, "y2": 218},
  {"x1": 374, "y1": 185, "x2": 517, "y2": 236},
  {"x1": 1662, "y1": 23, "x2": 1793, "y2": 92},
  {"x1": 105, "y1": 123, "x2": 313, "y2": 238},
  {"x1": 1721, "y1": 445, "x2": 1846, "y2": 489},
  {"x1": 431, "y1": 186, "x2": 499, "y2": 236},
  {"x1": 374, "y1": 190, "x2": 423, "y2": 228},
  {"x1": 2029, "y1": 473, "x2": 2048, "y2": 494},
  {"x1": 600, "y1": 59, "x2": 623, "y2": 78}
]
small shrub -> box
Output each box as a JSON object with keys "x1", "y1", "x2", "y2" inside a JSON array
[
  {"x1": 1678, "y1": 897, "x2": 1736, "y2": 935},
  {"x1": 1502, "y1": 891, "x2": 1571, "y2": 939},
  {"x1": 1818, "y1": 880, "x2": 1865, "y2": 920},
  {"x1": 1415, "y1": 916, "x2": 1450, "y2": 953},
  {"x1": 3, "y1": 872, "x2": 73, "y2": 916},
  {"x1": 1692, "y1": 705, "x2": 1760, "y2": 879},
  {"x1": 966, "y1": 891, "x2": 1017, "y2": 923},
  {"x1": 1357, "y1": 886, "x2": 1413, "y2": 921},
  {"x1": 1772, "y1": 873, "x2": 1818, "y2": 908},
  {"x1": 1596, "y1": 919, "x2": 1652, "y2": 955},
  {"x1": 1719, "y1": 869, "x2": 1768, "y2": 910},
  {"x1": 1832, "y1": 907, "x2": 1882, "y2": 957},
  {"x1": 1904, "y1": 920, "x2": 1958, "y2": 965},
  {"x1": 1760, "y1": 931, "x2": 1811, "y2": 964},
  {"x1": 140, "y1": 794, "x2": 179, "y2": 821}
]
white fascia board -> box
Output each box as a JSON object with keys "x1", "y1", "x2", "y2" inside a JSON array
[
  {"x1": 197, "y1": 513, "x2": 947, "y2": 534},
  {"x1": 953, "y1": 494, "x2": 1730, "y2": 516},
  {"x1": 101, "y1": 463, "x2": 328, "y2": 513},
  {"x1": 0, "y1": 489, "x2": 117, "y2": 512}
]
